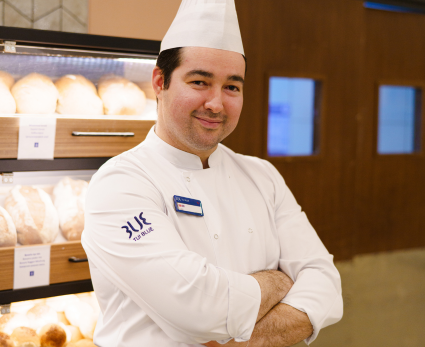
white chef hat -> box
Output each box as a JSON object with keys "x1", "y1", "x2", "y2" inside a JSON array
[{"x1": 160, "y1": 0, "x2": 244, "y2": 55}]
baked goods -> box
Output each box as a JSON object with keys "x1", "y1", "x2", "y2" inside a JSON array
[
  {"x1": 64, "y1": 302, "x2": 95, "y2": 340},
  {"x1": 0, "y1": 71, "x2": 16, "y2": 114},
  {"x1": 55, "y1": 75, "x2": 103, "y2": 116},
  {"x1": 0, "y1": 206, "x2": 17, "y2": 247},
  {"x1": 74, "y1": 340, "x2": 96, "y2": 347},
  {"x1": 0, "y1": 331, "x2": 13, "y2": 347},
  {"x1": 39, "y1": 324, "x2": 66, "y2": 347},
  {"x1": 64, "y1": 326, "x2": 83, "y2": 343},
  {"x1": 26, "y1": 304, "x2": 58, "y2": 331},
  {"x1": 56, "y1": 313, "x2": 69, "y2": 326},
  {"x1": 11, "y1": 73, "x2": 58, "y2": 114},
  {"x1": 0, "y1": 313, "x2": 30, "y2": 335},
  {"x1": 98, "y1": 74, "x2": 146, "y2": 115},
  {"x1": 0, "y1": 71, "x2": 14, "y2": 89},
  {"x1": 10, "y1": 326, "x2": 40, "y2": 347},
  {"x1": 45, "y1": 295, "x2": 79, "y2": 313},
  {"x1": 52, "y1": 178, "x2": 88, "y2": 240},
  {"x1": 4, "y1": 186, "x2": 59, "y2": 245}
]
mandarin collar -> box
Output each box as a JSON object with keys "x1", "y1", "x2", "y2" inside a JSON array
[{"x1": 142, "y1": 126, "x2": 222, "y2": 170}]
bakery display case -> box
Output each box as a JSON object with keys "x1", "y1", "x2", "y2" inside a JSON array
[
  {"x1": 0, "y1": 27, "x2": 160, "y2": 314},
  {"x1": 0, "y1": 291, "x2": 99, "y2": 347}
]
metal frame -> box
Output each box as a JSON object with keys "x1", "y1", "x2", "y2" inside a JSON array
[
  {"x1": 0, "y1": 280, "x2": 93, "y2": 305},
  {"x1": 0, "y1": 158, "x2": 110, "y2": 172}
]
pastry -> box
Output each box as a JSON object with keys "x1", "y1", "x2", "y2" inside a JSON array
[
  {"x1": 55, "y1": 75, "x2": 103, "y2": 116},
  {"x1": 0, "y1": 313, "x2": 31, "y2": 335},
  {"x1": 0, "y1": 206, "x2": 17, "y2": 247},
  {"x1": 39, "y1": 324, "x2": 66, "y2": 347},
  {"x1": 4, "y1": 186, "x2": 59, "y2": 245},
  {"x1": 0, "y1": 71, "x2": 16, "y2": 114},
  {"x1": 98, "y1": 74, "x2": 146, "y2": 115},
  {"x1": 10, "y1": 326, "x2": 40, "y2": 347},
  {"x1": 26, "y1": 304, "x2": 58, "y2": 331},
  {"x1": 0, "y1": 331, "x2": 13, "y2": 347},
  {"x1": 52, "y1": 178, "x2": 88, "y2": 240},
  {"x1": 11, "y1": 73, "x2": 58, "y2": 114}
]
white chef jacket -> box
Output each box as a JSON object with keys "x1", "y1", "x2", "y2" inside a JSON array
[{"x1": 82, "y1": 127, "x2": 343, "y2": 347}]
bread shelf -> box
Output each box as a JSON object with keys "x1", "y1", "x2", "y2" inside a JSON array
[
  {"x1": 0, "y1": 116, "x2": 155, "y2": 159},
  {"x1": 0, "y1": 241, "x2": 91, "y2": 292}
]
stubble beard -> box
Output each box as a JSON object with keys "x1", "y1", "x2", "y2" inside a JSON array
[{"x1": 178, "y1": 110, "x2": 229, "y2": 152}]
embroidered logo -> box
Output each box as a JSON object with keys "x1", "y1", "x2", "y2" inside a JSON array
[{"x1": 122, "y1": 212, "x2": 154, "y2": 241}]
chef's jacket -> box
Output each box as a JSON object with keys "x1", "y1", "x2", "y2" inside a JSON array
[{"x1": 82, "y1": 127, "x2": 343, "y2": 347}]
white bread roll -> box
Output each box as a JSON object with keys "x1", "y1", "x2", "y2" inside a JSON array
[
  {"x1": 0, "y1": 313, "x2": 31, "y2": 335},
  {"x1": 0, "y1": 71, "x2": 14, "y2": 89},
  {"x1": 45, "y1": 295, "x2": 79, "y2": 313},
  {"x1": 98, "y1": 74, "x2": 146, "y2": 115},
  {"x1": 0, "y1": 71, "x2": 17, "y2": 114},
  {"x1": 39, "y1": 324, "x2": 66, "y2": 347},
  {"x1": 26, "y1": 304, "x2": 58, "y2": 331},
  {"x1": 64, "y1": 302, "x2": 95, "y2": 340},
  {"x1": 11, "y1": 300, "x2": 38, "y2": 315},
  {"x1": 0, "y1": 206, "x2": 17, "y2": 247},
  {"x1": 10, "y1": 326, "x2": 40, "y2": 347},
  {"x1": 55, "y1": 75, "x2": 103, "y2": 116},
  {"x1": 53, "y1": 178, "x2": 88, "y2": 241},
  {"x1": 64, "y1": 326, "x2": 83, "y2": 343},
  {"x1": 11, "y1": 73, "x2": 58, "y2": 114},
  {"x1": 0, "y1": 331, "x2": 13, "y2": 347},
  {"x1": 4, "y1": 186, "x2": 59, "y2": 245}
]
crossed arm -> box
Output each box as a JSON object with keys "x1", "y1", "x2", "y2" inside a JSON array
[{"x1": 204, "y1": 270, "x2": 313, "y2": 347}]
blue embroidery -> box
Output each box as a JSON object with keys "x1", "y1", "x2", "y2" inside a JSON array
[{"x1": 122, "y1": 212, "x2": 152, "y2": 239}]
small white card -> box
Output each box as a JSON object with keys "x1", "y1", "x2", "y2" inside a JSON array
[
  {"x1": 17, "y1": 116, "x2": 57, "y2": 160},
  {"x1": 14, "y1": 245, "x2": 51, "y2": 290}
]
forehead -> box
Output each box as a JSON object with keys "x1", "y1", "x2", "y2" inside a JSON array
[{"x1": 178, "y1": 47, "x2": 246, "y2": 77}]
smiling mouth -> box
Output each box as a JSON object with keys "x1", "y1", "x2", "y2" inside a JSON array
[{"x1": 194, "y1": 116, "x2": 223, "y2": 129}]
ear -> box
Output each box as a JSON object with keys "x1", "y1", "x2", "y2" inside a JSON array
[{"x1": 152, "y1": 66, "x2": 164, "y2": 100}]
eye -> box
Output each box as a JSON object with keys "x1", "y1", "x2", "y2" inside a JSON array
[
  {"x1": 191, "y1": 80, "x2": 206, "y2": 86},
  {"x1": 226, "y1": 85, "x2": 240, "y2": 92}
]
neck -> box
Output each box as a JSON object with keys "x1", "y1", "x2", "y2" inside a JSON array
[{"x1": 154, "y1": 124, "x2": 215, "y2": 170}]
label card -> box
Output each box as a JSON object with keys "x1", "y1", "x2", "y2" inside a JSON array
[
  {"x1": 173, "y1": 195, "x2": 204, "y2": 216},
  {"x1": 14, "y1": 245, "x2": 51, "y2": 290},
  {"x1": 17, "y1": 116, "x2": 57, "y2": 160}
]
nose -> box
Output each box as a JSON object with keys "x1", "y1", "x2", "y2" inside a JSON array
[{"x1": 204, "y1": 87, "x2": 224, "y2": 114}]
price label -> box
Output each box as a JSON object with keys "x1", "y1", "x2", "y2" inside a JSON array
[
  {"x1": 14, "y1": 245, "x2": 51, "y2": 290},
  {"x1": 17, "y1": 116, "x2": 56, "y2": 160}
]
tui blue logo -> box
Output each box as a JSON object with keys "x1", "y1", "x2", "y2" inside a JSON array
[{"x1": 122, "y1": 212, "x2": 153, "y2": 241}]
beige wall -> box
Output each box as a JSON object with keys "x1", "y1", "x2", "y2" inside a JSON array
[{"x1": 88, "y1": 0, "x2": 180, "y2": 40}]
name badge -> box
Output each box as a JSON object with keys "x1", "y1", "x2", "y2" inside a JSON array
[{"x1": 173, "y1": 195, "x2": 204, "y2": 216}]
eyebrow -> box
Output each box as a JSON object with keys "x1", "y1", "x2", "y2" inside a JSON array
[{"x1": 185, "y1": 69, "x2": 244, "y2": 84}]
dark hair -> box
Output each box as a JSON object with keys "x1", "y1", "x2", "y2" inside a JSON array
[
  {"x1": 156, "y1": 47, "x2": 183, "y2": 90},
  {"x1": 156, "y1": 47, "x2": 247, "y2": 90}
]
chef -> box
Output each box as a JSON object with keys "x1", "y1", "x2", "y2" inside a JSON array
[{"x1": 81, "y1": 1, "x2": 343, "y2": 346}]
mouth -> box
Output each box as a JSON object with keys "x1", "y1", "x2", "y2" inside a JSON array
[{"x1": 194, "y1": 116, "x2": 223, "y2": 129}]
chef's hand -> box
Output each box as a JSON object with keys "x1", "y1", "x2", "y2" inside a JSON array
[{"x1": 203, "y1": 340, "x2": 250, "y2": 347}]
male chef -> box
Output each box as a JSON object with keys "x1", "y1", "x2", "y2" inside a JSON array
[{"x1": 82, "y1": 1, "x2": 343, "y2": 346}]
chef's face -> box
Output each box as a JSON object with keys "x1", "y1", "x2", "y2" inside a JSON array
[{"x1": 153, "y1": 47, "x2": 245, "y2": 155}]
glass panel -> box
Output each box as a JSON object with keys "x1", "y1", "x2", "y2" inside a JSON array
[
  {"x1": 267, "y1": 77, "x2": 319, "y2": 157},
  {"x1": 377, "y1": 85, "x2": 421, "y2": 154},
  {"x1": 0, "y1": 53, "x2": 157, "y2": 119}
]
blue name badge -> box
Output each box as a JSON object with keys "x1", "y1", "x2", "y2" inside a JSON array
[{"x1": 173, "y1": 195, "x2": 204, "y2": 217}]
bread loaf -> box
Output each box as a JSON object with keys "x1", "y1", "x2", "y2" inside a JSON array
[
  {"x1": 0, "y1": 331, "x2": 13, "y2": 347},
  {"x1": 53, "y1": 178, "x2": 88, "y2": 241},
  {"x1": 39, "y1": 324, "x2": 66, "y2": 347},
  {"x1": 74, "y1": 340, "x2": 96, "y2": 347},
  {"x1": 0, "y1": 71, "x2": 16, "y2": 114},
  {"x1": 64, "y1": 302, "x2": 95, "y2": 340},
  {"x1": 10, "y1": 327, "x2": 40, "y2": 347},
  {"x1": 11, "y1": 73, "x2": 58, "y2": 114},
  {"x1": 98, "y1": 74, "x2": 146, "y2": 115},
  {"x1": 45, "y1": 295, "x2": 78, "y2": 313},
  {"x1": 55, "y1": 75, "x2": 103, "y2": 116},
  {"x1": 0, "y1": 71, "x2": 14, "y2": 89},
  {"x1": 65, "y1": 326, "x2": 83, "y2": 343},
  {"x1": 0, "y1": 313, "x2": 31, "y2": 335},
  {"x1": 4, "y1": 186, "x2": 59, "y2": 245},
  {"x1": 0, "y1": 206, "x2": 17, "y2": 247},
  {"x1": 26, "y1": 304, "x2": 58, "y2": 331}
]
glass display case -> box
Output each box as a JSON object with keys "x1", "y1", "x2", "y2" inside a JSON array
[{"x1": 0, "y1": 27, "x2": 160, "y2": 304}]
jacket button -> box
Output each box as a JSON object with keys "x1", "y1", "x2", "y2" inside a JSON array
[
  {"x1": 214, "y1": 234, "x2": 219, "y2": 239},
  {"x1": 186, "y1": 177, "x2": 191, "y2": 182},
  {"x1": 248, "y1": 228, "x2": 253, "y2": 233}
]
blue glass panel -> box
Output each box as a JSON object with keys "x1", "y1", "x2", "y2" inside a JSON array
[
  {"x1": 364, "y1": 2, "x2": 425, "y2": 14},
  {"x1": 378, "y1": 85, "x2": 418, "y2": 154},
  {"x1": 267, "y1": 77, "x2": 316, "y2": 156}
]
